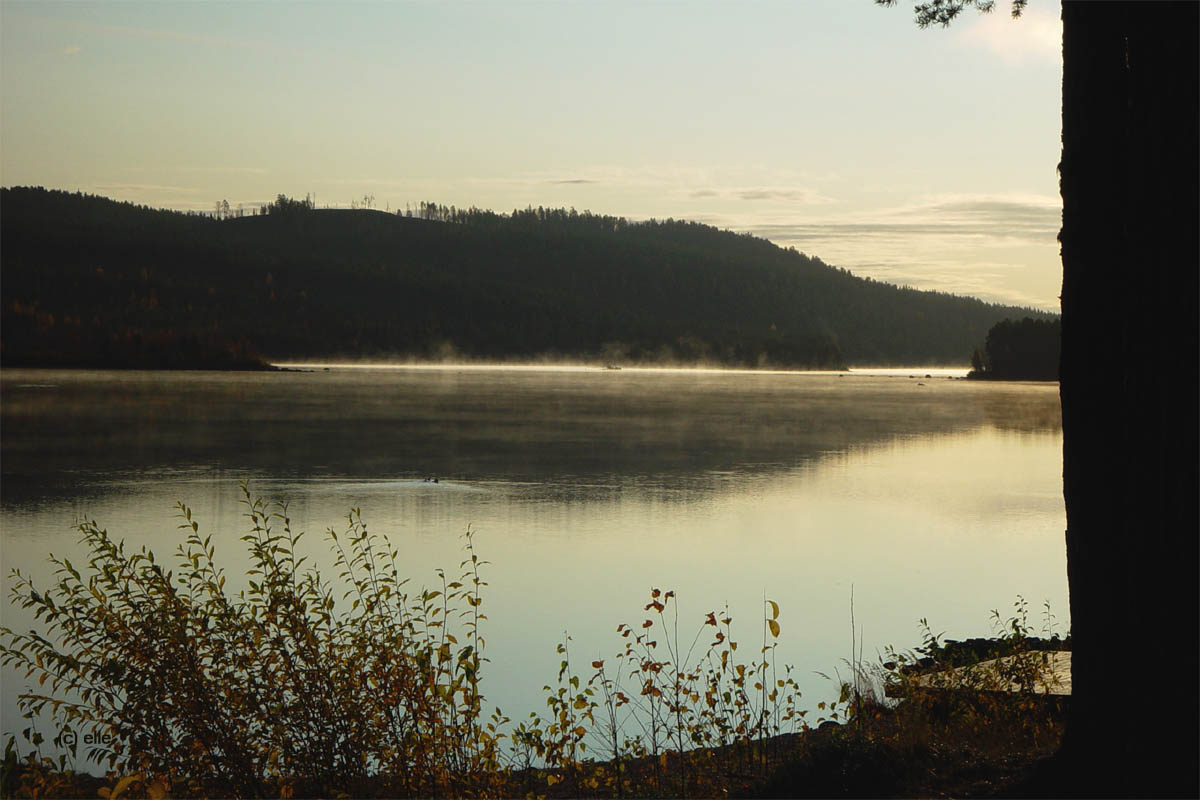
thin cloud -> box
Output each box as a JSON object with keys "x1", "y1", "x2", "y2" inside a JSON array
[
  {"x1": 860, "y1": 263, "x2": 1054, "y2": 310},
  {"x1": 472, "y1": 165, "x2": 721, "y2": 192},
  {"x1": 469, "y1": 167, "x2": 839, "y2": 203},
  {"x1": 92, "y1": 183, "x2": 199, "y2": 194},
  {"x1": 125, "y1": 165, "x2": 268, "y2": 176},
  {"x1": 696, "y1": 194, "x2": 1062, "y2": 310},
  {"x1": 736, "y1": 187, "x2": 836, "y2": 204},
  {"x1": 783, "y1": 243, "x2": 1057, "y2": 309},
  {"x1": 751, "y1": 218, "x2": 1056, "y2": 241},
  {"x1": 886, "y1": 194, "x2": 1061, "y2": 239},
  {"x1": 736, "y1": 194, "x2": 1063, "y2": 243},
  {"x1": 325, "y1": 178, "x2": 409, "y2": 187},
  {"x1": 687, "y1": 186, "x2": 837, "y2": 205},
  {"x1": 179, "y1": 166, "x2": 269, "y2": 176}
]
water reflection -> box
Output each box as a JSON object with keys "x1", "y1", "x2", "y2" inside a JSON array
[
  {"x1": 1, "y1": 367, "x2": 1060, "y2": 511},
  {"x1": 0, "y1": 366, "x2": 1066, "y2": 766}
]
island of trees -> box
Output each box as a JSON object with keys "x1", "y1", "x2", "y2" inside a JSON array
[
  {"x1": 1, "y1": 187, "x2": 1054, "y2": 370},
  {"x1": 967, "y1": 317, "x2": 1060, "y2": 381}
]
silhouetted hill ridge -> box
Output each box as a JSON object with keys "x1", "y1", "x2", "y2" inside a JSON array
[{"x1": 1, "y1": 187, "x2": 1054, "y2": 368}]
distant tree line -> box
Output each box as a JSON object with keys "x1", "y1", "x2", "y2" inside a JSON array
[
  {"x1": 265, "y1": 192, "x2": 316, "y2": 218},
  {"x1": 968, "y1": 317, "x2": 1060, "y2": 381},
  {"x1": 2, "y1": 187, "x2": 1054, "y2": 370}
]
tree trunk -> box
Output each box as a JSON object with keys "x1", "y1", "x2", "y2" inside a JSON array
[{"x1": 1059, "y1": 2, "x2": 1198, "y2": 796}]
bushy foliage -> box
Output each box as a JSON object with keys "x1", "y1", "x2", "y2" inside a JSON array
[
  {"x1": 2, "y1": 490, "x2": 505, "y2": 797},
  {"x1": 520, "y1": 592, "x2": 809, "y2": 797}
]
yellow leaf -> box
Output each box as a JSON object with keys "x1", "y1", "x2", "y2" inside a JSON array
[
  {"x1": 768, "y1": 619, "x2": 780, "y2": 638},
  {"x1": 767, "y1": 600, "x2": 779, "y2": 620},
  {"x1": 109, "y1": 775, "x2": 141, "y2": 800}
]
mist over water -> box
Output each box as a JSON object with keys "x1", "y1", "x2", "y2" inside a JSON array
[{"x1": 1, "y1": 365, "x2": 1065, "y2": 769}]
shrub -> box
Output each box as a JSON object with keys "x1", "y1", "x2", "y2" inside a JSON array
[
  {"x1": 522, "y1": 591, "x2": 808, "y2": 797},
  {"x1": 2, "y1": 488, "x2": 505, "y2": 798}
]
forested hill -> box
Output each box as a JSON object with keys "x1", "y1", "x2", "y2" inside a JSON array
[{"x1": 1, "y1": 187, "x2": 1054, "y2": 369}]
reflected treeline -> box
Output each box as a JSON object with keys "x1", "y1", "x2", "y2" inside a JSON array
[
  {"x1": 981, "y1": 388, "x2": 1064, "y2": 434},
  {"x1": 0, "y1": 369, "x2": 1062, "y2": 510}
]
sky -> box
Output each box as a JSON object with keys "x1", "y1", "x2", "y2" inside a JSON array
[{"x1": 1, "y1": 1, "x2": 1063, "y2": 310}]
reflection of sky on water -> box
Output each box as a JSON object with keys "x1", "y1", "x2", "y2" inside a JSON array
[{"x1": 0, "y1": 367, "x2": 1065, "y2": 771}]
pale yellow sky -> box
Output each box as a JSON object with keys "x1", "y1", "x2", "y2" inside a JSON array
[{"x1": 1, "y1": 1, "x2": 1063, "y2": 310}]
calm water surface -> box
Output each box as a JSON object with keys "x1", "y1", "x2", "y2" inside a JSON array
[{"x1": 1, "y1": 365, "x2": 1066, "y2": 763}]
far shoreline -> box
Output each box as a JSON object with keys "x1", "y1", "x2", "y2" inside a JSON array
[
  {"x1": 278, "y1": 362, "x2": 974, "y2": 379},
  {"x1": 0, "y1": 360, "x2": 979, "y2": 378}
]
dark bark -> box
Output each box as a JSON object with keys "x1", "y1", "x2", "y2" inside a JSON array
[{"x1": 1059, "y1": 2, "x2": 1198, "y2": 796}]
